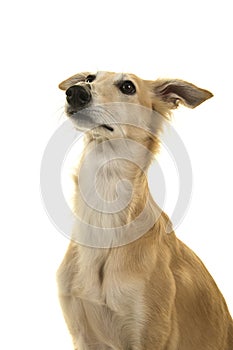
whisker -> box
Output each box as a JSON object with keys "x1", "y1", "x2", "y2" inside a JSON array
[{"x1": 55, "y1": 106, "x2": 67, "y2": 124}]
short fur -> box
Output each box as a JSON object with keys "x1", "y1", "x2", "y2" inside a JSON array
[{"x1": 57, "y1": 71, "x2": 233, "y2": 350}]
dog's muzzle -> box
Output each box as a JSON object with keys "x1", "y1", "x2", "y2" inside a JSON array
[{"x1": 66, "y1": 85, "x2": 91, "y2": 109}]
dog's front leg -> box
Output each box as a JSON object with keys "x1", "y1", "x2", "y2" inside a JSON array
[
  {"x1": 58, "y1": 295, "x2": 114, "y2": 350},
  {"x1": 58, "y1": 295, "x2": 84, "y2": 349}
]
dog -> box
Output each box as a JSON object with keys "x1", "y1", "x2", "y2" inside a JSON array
[{"x1": 57, "y1": 71, "x2": 233, "y2": 350}]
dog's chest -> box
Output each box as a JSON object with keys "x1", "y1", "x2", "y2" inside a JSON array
[
  {"x1": 72, "y1": 249, "x2": 145, "y2": 312},
  {"x1": 69, "y1": 250, "x2": 146, "y2": 348}
]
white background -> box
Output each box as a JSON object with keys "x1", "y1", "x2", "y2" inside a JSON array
[{"x1": 0, "y1": 0, "x2": 232, "y2": 349}]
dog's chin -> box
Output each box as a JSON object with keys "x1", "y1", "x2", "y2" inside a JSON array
[
  {"x1": 66, "y1": 104, "x2": 116, "y2": 136},
  {"x1": 68, "y1": 114, "x2": 114, "y2": 135},
  {"x1": 65, "y1": 106, "x2": 115, "y2": 139}
]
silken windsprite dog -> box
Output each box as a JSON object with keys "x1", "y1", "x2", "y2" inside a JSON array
[{"x1": 57, "y1": 71, "x2": 233, "y2": 350}]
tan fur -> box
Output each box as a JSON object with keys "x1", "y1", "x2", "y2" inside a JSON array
[{"x1": 57, "y1": 71, "x2": 233, "y2": 349}]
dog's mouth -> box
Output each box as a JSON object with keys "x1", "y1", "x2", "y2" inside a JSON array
[
  {"x1": 101, "y1": 124, "x2": 114, "y2": 132},
  {"x1": 68, "y1": 112, "x2": 114, "y2": 133},
  {"x1": 67, "y1": 106, "x2": 115, "y2": 133}
]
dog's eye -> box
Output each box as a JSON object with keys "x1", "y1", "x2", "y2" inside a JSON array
[
  {"x1": 85, "y1": 75, "x2": 96, "y2": 83},
  {"x1": 119, "y1": 80, "x2": 136, "y2": 95}
]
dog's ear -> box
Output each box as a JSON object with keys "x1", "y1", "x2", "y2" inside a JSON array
[
  {"x1": 59, "y1": 72, "x2": 90, "y2": 90},
  {"x1": 152, "y1": 79, "x2": 213, "y2": 109}
]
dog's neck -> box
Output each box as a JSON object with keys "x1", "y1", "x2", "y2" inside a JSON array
[
  {"x1": 72, "y1": 135, "x2": 160, "y2": 248},
  {"x1": 75, "y1": 136, "x2": 152, "y2": 217}
]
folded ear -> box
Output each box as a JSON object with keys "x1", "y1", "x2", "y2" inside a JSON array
[
  {"x1": 59, "y1": 72, "x2": 90, "y2": 90},
  {"x1": 152, "y1": 79, "x2": 213, "y2": 109}
]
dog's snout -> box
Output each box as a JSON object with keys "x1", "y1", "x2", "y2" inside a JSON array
[{"x1": 66, "y1": 85, "x2": 91, "y2": 108}]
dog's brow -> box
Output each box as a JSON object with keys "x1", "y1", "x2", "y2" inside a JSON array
[
  {"x1": 96, "y1": 71, "x2": 105, "y2": 79},
  {"x1": 113, "y1": 73, "x2": 127, "y2": 85}
]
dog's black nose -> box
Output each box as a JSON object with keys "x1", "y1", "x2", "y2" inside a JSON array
[{"x1": 66, "y1": 85, "x2": 91, "y2": 108}]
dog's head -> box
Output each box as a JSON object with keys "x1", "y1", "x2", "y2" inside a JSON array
[{"x1": 59, "y1": 71, "x2": 213, "y2": 142}]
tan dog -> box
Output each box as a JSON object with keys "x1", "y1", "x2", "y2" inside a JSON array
[{"x1": 57, "y1": 71, "x2": 233, "y2": 350}]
